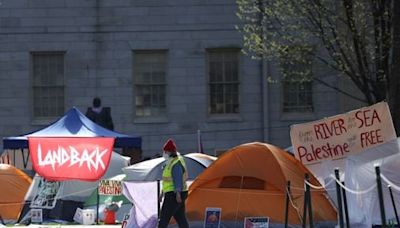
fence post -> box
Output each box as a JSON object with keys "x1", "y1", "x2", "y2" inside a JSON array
[
  {"x1": 335, "y1": 169, "x2": 344, "y2": 228},
  {"x1": 341, "y1": 181, "x2": 350, "y2": 228},
  {"x1": 306, "y1": 174, "x2": 314, "y2": 228},
  {"x1": 302, "y1": 175, "x2": 308, "y2": 228},
  {"x1": 285, "y1": 181, "x2": 291, "y2": 228},
  {"x1": 389, "y1": 186, "x2": 400, "y2": 227},
  {"x1": 375, "y1": 166, "x2": 387, "y2": 227}
]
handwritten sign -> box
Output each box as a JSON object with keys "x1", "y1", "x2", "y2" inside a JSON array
[
  {"x1": 98, "y1": 180, "x2": 122, "y2": 196},
  {"x1": 290, "y1": 102, "x2": 396, "y2": 165}
]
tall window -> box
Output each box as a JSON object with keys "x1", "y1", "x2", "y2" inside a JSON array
[
  {"x1": 133, "y1": 50, "x2": 167, "y2": 117},
  {"x1": 208, "y1": 49, "x2": 240, "y2": 114},
  {"x1": 281, "y1": 46, "x2": 314, "y2": 113},
  {"x1": 32, "y1": 52, "x2": 65, "y2": 118}
]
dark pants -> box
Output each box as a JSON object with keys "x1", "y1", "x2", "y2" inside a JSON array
[{"x1": 158, "y1": 191, "x2": 189, "y2": 228}]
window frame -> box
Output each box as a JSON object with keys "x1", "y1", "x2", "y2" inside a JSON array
[
  {"x1": 30, "y1": 51, "x2": 66, "y2": 123},
  {"x1": 132, "y1": 50, "x2": 169, "y2": 123},
  {"x1": 206, "y1": 48, "x2": 241, "y2": 120},
  {"x1": 279, "y1": 46, "x2": 315, "y2": 116}
]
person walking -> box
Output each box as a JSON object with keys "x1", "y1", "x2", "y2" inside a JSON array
[
  {"x1": 158, "y1": 138, "x2": 190, "y2": 228},
  {"x1": 85, "y1": 97, "x2": 114, "y2": 131}
]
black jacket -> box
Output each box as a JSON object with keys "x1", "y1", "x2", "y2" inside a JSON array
[{"x1": 85, "y1": 107, "x2": 114, "y2": 131}]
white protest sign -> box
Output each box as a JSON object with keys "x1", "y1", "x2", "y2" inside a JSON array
[
  {"x1": 98, "y1": 180, "x2": 122, "y2": 196},
  {"x1": 290, "y1": 102, "x2": 396, "y2": 165},
  {"x1": 30, "y1": 209, "x2": 43, "y2": 223}
]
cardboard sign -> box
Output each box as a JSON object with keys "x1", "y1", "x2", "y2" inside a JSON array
[
  {"x1": 28, "y1": 137, "x2": 114, "y2": 181},
  {"x1": 244, "y1": 217, "x2": 269, "y2": 228},
  {"x1": 99, "y1": 180, "x2": 123, "y2": 196},
  {"x1": 30, "y1": 209, "x2": 43, "y2": 223},
  {"x1": 290, "y1": 102, "x2": 396, "y2": 165},
  {"x1": 30, "y1": 177, "x2": 62, "y2": 209},
  {"x1": 73, "y1": 208, "x2": 95, "y2": 225},
  {"x1": 204, "y1": 207, "x2": 221, "y2": 228}
]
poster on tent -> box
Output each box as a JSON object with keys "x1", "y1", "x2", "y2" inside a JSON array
[
  {"x1": 98, "y1": 180, "x2": 122, "y2": 196},
  {"x1": 244, "y1": 217, "x2": 269, "y2": 228},
  {"x1": 28, "y1": 137, "x2": 115, "y2": 181},
  {"x1": 290, "y1": 102, "x2": 396, "y2": 165},
  {"x1": 30, "y1": 177, "x2": 62, "y2": 209},
  {"x1": 204, "y1": 207, "x2": 221, "y2": 228}
]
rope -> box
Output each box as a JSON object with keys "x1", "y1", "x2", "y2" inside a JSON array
[
  {"x1": 331, "y1": 174, "x2": 377, "y2": 195},
  {"x1": 290, "y1": 186, "x2": 336, "y2": 192},
  {"x1": 381, "y1": 174, "x2": 400, "y2": 192},
  {"x1": 286, "y1": 186, "x2": 303, "y2": 223},
  {"x1": 304, "y1": 178, "x2": 335, "y2": 190}
]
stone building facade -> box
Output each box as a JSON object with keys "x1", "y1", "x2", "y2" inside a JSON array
[{"x1": 0, "y1": 0, "x2": 360, "y2": 162}]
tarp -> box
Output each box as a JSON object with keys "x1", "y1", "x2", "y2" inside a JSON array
[
  {"x1": 186, "y1": 142, "x2": 337, "y2": 226},
  {"x1": 3, "y1": 107, "x2": 141, "y2": 150},
  {"x1": 122, "y1": 153, "x2": 216, "y2": 228},
  {"x1": 0, "y1": 164, "x2": 32, "y2": 221}
]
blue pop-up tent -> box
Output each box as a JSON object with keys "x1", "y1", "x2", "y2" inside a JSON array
[{"x1": 3, "y1": 107, "x2": 142, "y2": 150}]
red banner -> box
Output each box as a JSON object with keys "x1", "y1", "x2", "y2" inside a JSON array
[{"x1": 28, "y1": 137, "x2": 115, "y2": 181}]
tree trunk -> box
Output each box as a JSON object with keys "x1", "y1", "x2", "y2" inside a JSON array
[{"x1": 390, "y1": 1, "x2": 400, "y2": 135}]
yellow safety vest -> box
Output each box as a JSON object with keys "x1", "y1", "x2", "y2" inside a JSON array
[{"x1": 162, "y1": 155, "x2": 188, "y2": 193}]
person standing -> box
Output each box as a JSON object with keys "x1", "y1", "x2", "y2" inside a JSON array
[
  {"x1": 85, "y1": 97, "x2": 114, "y2": 131},
  {"x1": 158, "y1": 138, "x2": 189, "y2": 228}
]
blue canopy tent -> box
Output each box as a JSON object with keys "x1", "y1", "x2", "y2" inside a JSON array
[{"x1": 2, "y1": 107, "x2": 141, "y2": 167}]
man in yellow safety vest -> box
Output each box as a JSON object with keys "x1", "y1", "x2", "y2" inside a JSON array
[{"x1": 158, "y1": 138, "x2": 189, "y2": 228}]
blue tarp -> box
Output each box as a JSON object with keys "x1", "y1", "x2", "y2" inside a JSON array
[{"x1": 3, "y1": 107, "x2": 141, "y2": 149}]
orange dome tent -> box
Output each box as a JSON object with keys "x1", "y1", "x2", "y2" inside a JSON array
[
  {"x1": 186, "y1": 142, "x2": 337, "y2": 226},
  {"x1": 0, "y1": 164, "x2": 32, "y2": 221}
]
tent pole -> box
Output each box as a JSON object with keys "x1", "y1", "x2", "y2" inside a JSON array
[
  {"x1": 22, "y1": 148, "x2": 26, "y2": 168},
  {"x1": 96, "y1": 185, "x2": 100, "y2": 225},
  {"x1": 306, "y1": 174, "x2": 314, "y2": 228},
  {"x1": 302, "y1": 175, "x2": 308, "y2": 228},
  {"x1": 375, "y1": 166, "x2": 387, "y2": 227},
  {"x1": 341, "y1": 181, "x2": 350, "y2": 228},
  {"x1": 284, "y1": 181, "x2": 291, "y2": 228},
  {"x1": 389, "y1": 186, "x2": 400, "y2": 227},
  {"x1": 157, "y1": 180, "x2": 161, "y2": 219},
  {"x1": 23, "y1": 149, "x2": 30, "y2": 169},
  {"x1": 335, "y1": 169, "x2": 344, "y2": 228}
]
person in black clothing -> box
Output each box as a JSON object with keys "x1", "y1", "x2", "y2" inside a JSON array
[{"x1": 85, "y1": 97, "x2": 114, "y2": 130}]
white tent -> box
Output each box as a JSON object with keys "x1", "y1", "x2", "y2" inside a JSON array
[
  {"x1": 344, "y1": 138, "x2": 400, "y2": 227},
  {"x1": 122, "y1": 153, "x2": 217, "y2": 228},
  {"x1": 300, "y1": 138, "x2": 400, "y2": 228},
  {"x1": 122, "y1": 153, "x2": 216, "y2": 181}
]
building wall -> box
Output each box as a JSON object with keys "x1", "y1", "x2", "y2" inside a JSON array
[
  {"x1": 0, "y1": 0, "x2": 352, "y2": 160},
  {"x1": 0, "y1": 0, "x2": 264, "y2": 158}
]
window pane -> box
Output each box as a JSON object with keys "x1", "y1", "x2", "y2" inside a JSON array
[
  {"x1": 208, "y1": 50, "x2": 240, "y2": 114},
  {"x1": 32, "y1": 52, "x2": 65, "y2": 118},
  {"x1": 133, "y1": 51, "x2": 167, "y2": 117},
  {"x1": 280, "y1": 46, "x2": 314, "y2": 113}
]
